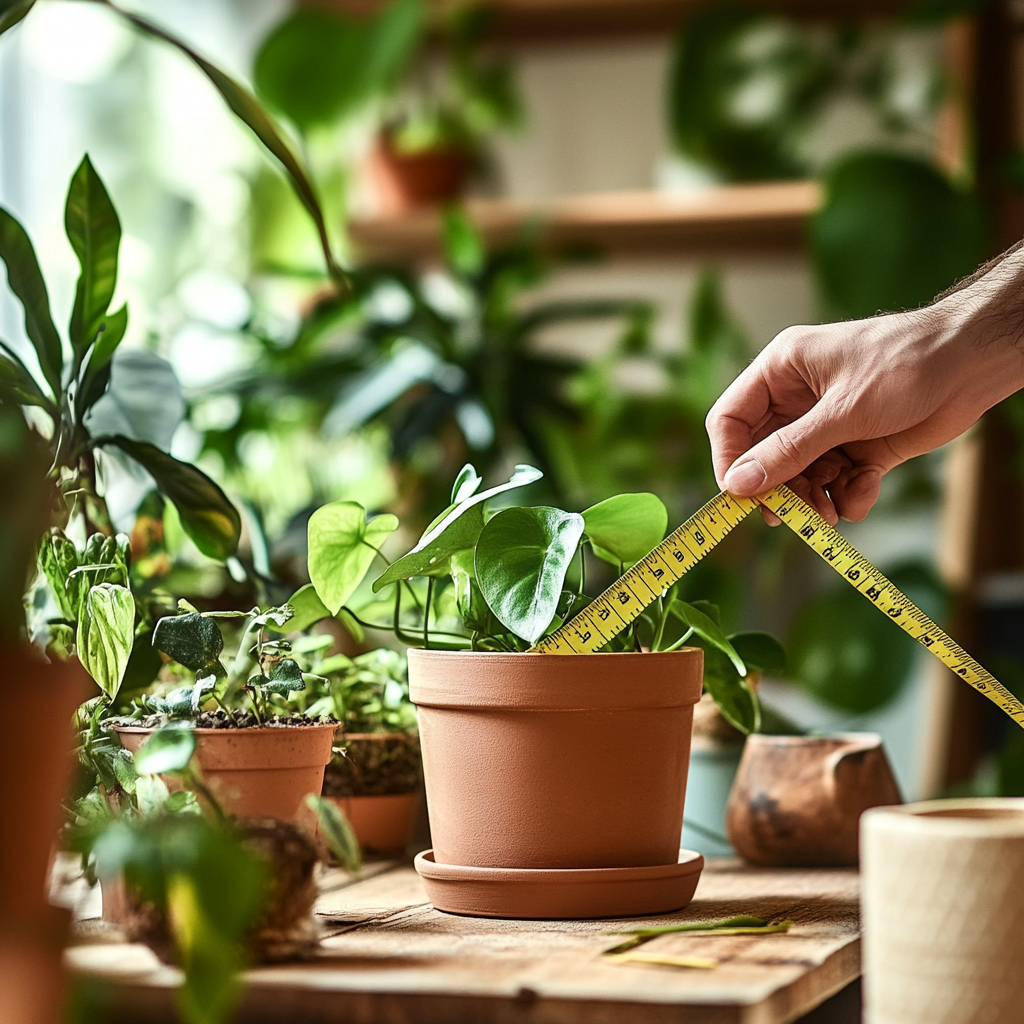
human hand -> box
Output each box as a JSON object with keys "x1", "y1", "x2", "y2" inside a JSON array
[{"x1": 706, "y1": 302, "x2": 1024, "y2": 524}]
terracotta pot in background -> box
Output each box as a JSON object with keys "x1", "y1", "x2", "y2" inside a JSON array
[
  {"x1": 862, "y1": 799, "x2": 1024, "y2": 1024},
  {"x1": 322, "y1": 731, "x2": 420, "y2": 854},
  {"x1": 0, "y1": 647, "x2": 87, "y2": 1024},
  {"x1": 366, "y1": 134, "x2": 472, "y2": 215},
  {"x1": 408, "y1": 648, "x2": 703, "y2": 870},
  {"x1": 726, "y1": 732, "x2": 901, "y2": 867},
  {"x1": 115, "y1": 724, "x2": 336, "y2": 824}
]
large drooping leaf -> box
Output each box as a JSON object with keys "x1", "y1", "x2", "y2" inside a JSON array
[
  {"x1": 668, "y1": 599, "x2": 746, "y2": 675},
  {"x1": 0, "y1": 341, "x2": 52, "y2": 410},
  {"x1": 0, "y1": 206, "x2": 62, "y2": 399},
  {"x1": 111, "y1": 3, "x2": 344, "y2": 286},
  {"x1": 308, "y1": 501, "x2": 399, "y2": 614},
  {"x1": 86, "y1": 350, "x2": 184, "y2": 449},
  {"x1": 78, "y1": 583, "x2": 135, "y2": 700},
  {"x1": 582, "y1": 492, "x2": 667, "y2": 568},
  {"x1": 475, "y1": 506, "x2": 585, "y2": 644},
  {"x1": 255, "y1": 0, "x2": 421, "y2": 133},
  {"x1": 0, "y1": 1, "x2": 34, "y2": 38},
  {"x1": 700, "y1": 646, "x2": 761, "y2": 735},
  {"x1": 65, "y1": 155, "x2": 121, "y2": 359},
  {"x1": 373, "y1": 464, "x2": 542, "y2": 591},
  {"x1": 133, "y1": 726, "x2": 197, "y2": 776},
  {"x1": 152, "y1": 613, "x2": 224, "y2": 674},
  {"x1": 812, "y1": 151, "x2": 984, "y2": 319},
  {"x1": 100, "y1": 436, "x2": 241, "y2": 560}
]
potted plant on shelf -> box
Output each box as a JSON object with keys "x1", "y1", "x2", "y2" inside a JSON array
[
  {"x1": 301, "y1": 647, "x2": 421, "y2": 854},
  {"x1": 303, "y1": 463, "x2": 774, "y2": 918}
]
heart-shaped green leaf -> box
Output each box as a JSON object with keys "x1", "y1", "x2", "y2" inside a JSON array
[
  {"x1": 78, "y1": 583, "x2": 135, "y2": 700},
  {"x1": 373, "y1": 464, "x2": 541, "y2": 591},
  {"x1": 582, "y1": 492, "x2": 667, "y2": 567},
  {"x1": 65, "y1": 155, "x2": 121, "y2": 358},
  {"x1": 308, "y1": 501, "x2": 399, "y2": 614},
  {"x1": 133, "y1": 726, "x2": 196, "y2": 776},
  {"x1": 475, "y1": 506, "x2": 585, "y2": 644},
  {"x1": 152, "y1": 613, "x2": 224, "y2": 673}
]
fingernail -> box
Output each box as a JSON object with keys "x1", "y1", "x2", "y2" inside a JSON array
[{"x1": 724, "y1": 459, "x2": 766, "y2": 495}]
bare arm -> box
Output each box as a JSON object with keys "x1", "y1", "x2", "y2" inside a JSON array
[{"x1": 705, "y1": 243, "x2": 1024, "y2": 524}]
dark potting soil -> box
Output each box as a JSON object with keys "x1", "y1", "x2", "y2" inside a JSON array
[
  {"x1": 322, "y1": 733, "x2": 421, "y2": 798},
  {"x1": 112, "y1": 709, "x2": 337, "y2": 730}
]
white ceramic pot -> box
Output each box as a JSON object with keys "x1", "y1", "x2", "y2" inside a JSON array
[{"x1": 861, "y1": 798, "x2": 1024, "y2": 1024}]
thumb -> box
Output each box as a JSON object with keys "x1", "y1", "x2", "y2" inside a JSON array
[{"x1": 723, "y1": 407, "x2": 843, "y2": 495}]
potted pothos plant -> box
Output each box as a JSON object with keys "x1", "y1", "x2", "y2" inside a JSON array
[
  {"x1": 299, "y1": 648, "x2": 421, "y2": 854},
  {"x1": 301, "y1": 463, "x2": 781, "y2": 916}
]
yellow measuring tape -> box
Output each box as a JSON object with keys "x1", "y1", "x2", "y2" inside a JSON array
[{"x1": 534, "y1": 483, "x2": 1024, "y2": 730}]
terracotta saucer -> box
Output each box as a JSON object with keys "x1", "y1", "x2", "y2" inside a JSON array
[{"x1": 414, "y1": 849, "x2": 704, "y2": 919}]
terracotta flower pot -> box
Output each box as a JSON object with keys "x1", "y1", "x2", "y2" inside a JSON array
[
  {"x1": 366, "y1": 134, "x2": 472, "y2": 215},
  {"x1": 0, "y1": 647, "x2": 87, "y2": 926},
  {"x1": 408, "y1": 648, "x2": 703, "y2": 870},
  {"x1": 726, "y1": 732, "x2": 901, "y2": 867},
  {"x1": 322, "y1": 731, "x2": 420, "y2": 853},
  {"x1": 115, "y1": 724, "x2": 336, "y2": 823},
  {"x1": 862, "y1": 799, "x2": 1024, "y2": 1024}
]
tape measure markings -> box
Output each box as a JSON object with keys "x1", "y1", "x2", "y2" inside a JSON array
[{"x1": 535, "y1": 482, "x2": 1024, "y2": 730}]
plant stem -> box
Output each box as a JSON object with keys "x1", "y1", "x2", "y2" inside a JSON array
[
  {"x1": 423, "y1": 577, "x2": 433, "y2": 650},
  {"x1": 652, "y1": 596, "x2": 666, "y2": 653},
  {"x1": 662, "y1": 627, "x2": 695, "y2": 654}
]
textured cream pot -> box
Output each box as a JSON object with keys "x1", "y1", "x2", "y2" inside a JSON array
[{"x1": 861, "y1": 799, "x2": 1024, "y2": 1024}]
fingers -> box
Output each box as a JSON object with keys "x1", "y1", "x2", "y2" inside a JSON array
[
  {"x1": 706, "y1": 365, "x2": 773, "y2": 488},
  {"x1": 723, "y1": 404, "x2": 845, "y2": 497}
]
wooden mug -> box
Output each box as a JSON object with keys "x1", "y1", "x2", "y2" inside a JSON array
[{"x1": 726, "y1": 733, "x2": 901, "y2": 866}]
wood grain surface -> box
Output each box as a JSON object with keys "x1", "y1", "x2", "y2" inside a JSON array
[{"x1": 65, "y1": 859, "x2": 859, "y2": 1024}]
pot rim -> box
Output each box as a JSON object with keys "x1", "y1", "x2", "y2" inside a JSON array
[
  {"x1": 746, "y1": 731, "x2": 882, "y2": 746},
  {"x1": 335, "y1": 731, "x2": 417, "y2": 742},
  {"x1": 408, "y1": 647, "x2": 703, "y2": 660},
  {"x1": 864, "y1": 797, "x2": 1024, "y2": 836},
  {"x1": 112, "y1": 722, "x2": 338, "y2": 735}
]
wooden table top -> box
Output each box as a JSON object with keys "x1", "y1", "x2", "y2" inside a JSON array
[{"x1": 66, "y1": 859, "x2": 860, "y2": 1024}]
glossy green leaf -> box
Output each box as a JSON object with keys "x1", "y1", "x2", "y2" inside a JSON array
[
  {"x1": 152, "y1": 613, "x2": 224, "y2": 673},
  {"x1": 78, "y1": 583, "x2": 135, "y2": 700},
  {"x1": 700, "y1": 646, "x2": 760, "y2": 735},
  {"x1": 451, "y1": 547, "x2": 501, "y2": 634},
  {"x1": 113, "y1": 4, "x2": 344, "y2": 285},
  {"x1": 306, "y1": 794, "x2": 362, "y2": 874},
  {"x1": 39, "y1": 529, "x2": 78, "y2": 620},
  {"x1": 0, "y1": 1, "x2": 34, "y2": 36},
  {"x1": 669, "y1": 600, "x2": 746, "y2": 675},
  {"x1": 475, "y1": 506, "x2": 585, "y2": 644},
  {"x1": 582, "y1": 492, "x2": 667, "y2": 568},
  {"x1": 101, "y1": 436, "x2": 241, "y2": 560},
  {"x1": 65, "y1": 155, "x2": 121, "y2": 358},
  {"x1": 373, "y1": 464, "x2": 541, "y2": 591},
  {"x1": 729, "y1": 632, "x2": 786, "y2": 676},
  {"x1": 451, "y1": 462, "x2": 482, "y2": 504},
  {"x1": 308, "y1": 501, "x2": 399, "y2": 614},
  {"x1": 0, "y1": 205, "x2": 62, "y2": 399},
  {"x1": 133, "y1": 726, "x2": 196, "y2": 775},
  {"x1": 812, "y1": 151, "x2": 984, "y2": 319},
  {"x1": 0, "y1": 342, "x2": 52, "y2": 410},
  {"x1": 262, "y1": 658, "x2": 306, "y2": 695},
  {"x1": 76, "y1": 304, "x2": 128, "y2": 418}
]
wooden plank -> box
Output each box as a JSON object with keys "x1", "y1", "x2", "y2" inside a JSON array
[
  {"x1": 304, "y1": 0, "x2": 910, "y2": 40},
  {"x1": 66, "y1": 860, "x2": 860, "y2": 1024},
  {"x1": 349, "y1": 182, "x2": 820, "y2": 263}
]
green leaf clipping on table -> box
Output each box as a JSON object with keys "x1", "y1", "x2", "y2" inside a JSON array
[
  {"x1": 308, "y1": 501, "x2": 399, "y2": 614},
  {"x1": 307, "y1": 794, "x2": 362, "y2": 874},
  {"x1": 582, "y1": 492, "x2": 667, "y2": 568},
  {"x1": 77, "y1": 583, "x2": 135, "y2": 700},
  {"x1": 475, "y1": 505, "x2": 585, "y2": 644}
]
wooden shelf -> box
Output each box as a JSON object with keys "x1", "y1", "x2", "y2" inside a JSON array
[
  {"x1": 348, "y1": 181, "x2": 821, "y2": 263},
  {"x1": 307, "y1": 0, "x2": 910, "y2": 41}
]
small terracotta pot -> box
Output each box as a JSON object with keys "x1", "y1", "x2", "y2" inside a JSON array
[
  {"x1": 366, "y1": 134, "x2": 472, "y2": 215},
  {"x1": 408, "y1": 648, "x2": 703, "y2": 870},
  {"x1": 0, "y1": 647, "x2": 87, "y2": 928},
  {"x1": 862, "y1": 799, "x2": 1024, "y2": 1024},
  {"x1": 115, "y1": 724, "x2": 336, "y2": 823},
  {"x1": 327, "y1": 794, "x2": 419, "y2": 854},
  {"x1": 726, "y1": 732, "x2": 901, "y2": 867}
]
